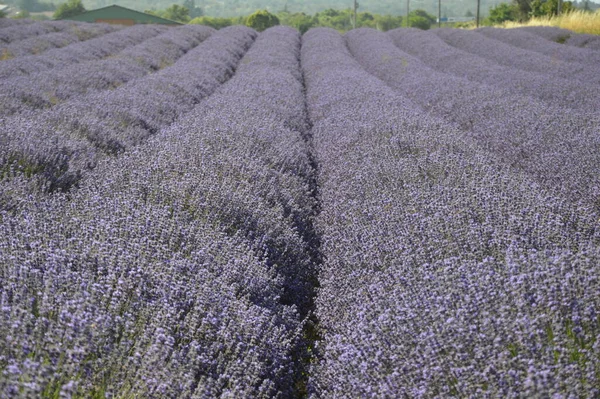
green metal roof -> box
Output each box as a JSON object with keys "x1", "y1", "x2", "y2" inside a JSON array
[{"x1": 60, "y1": 5, "x2": 182, "y2": 25}]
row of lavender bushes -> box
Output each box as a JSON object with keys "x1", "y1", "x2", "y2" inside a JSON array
[
  {"x1": 302, "y1": 27, "x2": 600, "y2": 398},
  {"x1": 0, "y1": 25, "x2": 320, "y2": 398},
  {"x1": 0, "y1": 24, "x2": 167, "y2": 79},
  {"x1": 0, "y1": 18, "x2": 34, "y2": 29},
  {"x1": 443, "y1": 27, "x2": 600, "y2": 76},
  {"x1": 344, "y1": 28, "x2": 600, "y2": 209},
  {"x1": 0, "y1": 22, "x2": 118, "y2": 59},
  {"x1": 0, "y1": 26, "x2": 252, "y2": 208},
  {"x1": 0, "y1": 24, "x2": 214, "y2": 117},
  {"x1": 387, "y1": 28, "x2": 599, "y2": 112},
  {"x1": 0, "y1": 20, "x2": 88, "y2": 44},
  {"x1": 521, "y1": 26, "x2": 600, "y2": 50},
  {"x1": 475, "y1": 26, "x2": 600, "y2": 65}
]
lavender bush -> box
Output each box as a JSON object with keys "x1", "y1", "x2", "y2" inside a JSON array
[
  {"x1": 388, "y1": 28, "x2": 600, "y2": 110},
  {"x1": 302, "y1": 27, "x2": 600, "y2": 398},
  {"x1": 0, "y1": 26, "x2": 250, "y2": 197},
  {"x1": 344, "y1": 28, "x2": 600, "y2": 207},
  {"x1": 0, "y1": 24, "x2": 167, "y2": 79},
  {"x1": 564, "y1": 33, "x2": 600, "y2": 51},
  {"x1": 0, "y1": 25, "x2": 214, "y2": 117},
  {"x1": 516, "y1": 26, "x2": 573, "y2": 42},
  {"x1": 0, "y1": 25, "x2": 318, "y2": 398},
  {"x1": 0, "y1": 22, "x2": 118, "y2": 59},
  {"x1": 476, "y1": 26, "x2": 600, "y2": 66},
  {"x1": 432, "y1": 27, "x2": 599, "y2": 85},
  {"x1": 0, "y1": 18, "x2": 34, "y2": 29},
  {"x1": 0, "y1": 20, "x2": 81, "y2": 44}
]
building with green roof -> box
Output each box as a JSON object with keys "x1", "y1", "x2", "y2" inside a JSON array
[{"x1": 59, "y1": 5, "x2": 182, "y2": 26}]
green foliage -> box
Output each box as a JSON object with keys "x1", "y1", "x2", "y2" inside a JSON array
[
  {"x1": 411, "y1": 8, "x2": 436, "y2": 23},
  {"x1": 409, "y1": 15, "x2": 431, "y2": 29},
  {"x1": 277, "y1": 11, "x2": 316, "y2": 33},
  {"x1": 183, "y1": 0, "x2": 203, "y2": 18},
  {"x1": 186, "y1": 8, "x2": 404, "y2": 33},
  {"x1": 373, "y1": 14, "x2": 403, "y2": 31},
  {"x1": 408, "y1": 9, "x2": 436, "y2": 29},
  {"x1": 146, "y1": 4, "x2": 191, "y2": 22},
  {"x1": 314, "y1": 8, "x2": 353, "y2": 31},
  {"x1": 246, "y1": 9, "x2": 279, "y2": 31},
  {"x1": 512, "y1": 0, "x2": 532, "y2": 20},
  {"x1": 541, "y1": 0, "x2": 575, "y2": 16},
  {"x1": 190, "y1": 15, "x2": 235, "y2": 28},
  {"x1": 529, "y1": 0, "x2": 546, "y2": 17},
  {"x1": 487, "y1": 0, "x2": 576, "y2": 23},
  {"x1": 488, "y1": 2, "x2": 518, "y2": 23},
  {"x1": 53, "y1": 0, "x2": 85, "y2": 19},
  {"x1": 0, "y1": 9, "x2": 6, "y2": 18}
]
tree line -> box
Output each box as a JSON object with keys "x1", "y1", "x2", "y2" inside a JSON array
[{"x1": 2, "y1": 0, "x2": 597, "y2": 31}]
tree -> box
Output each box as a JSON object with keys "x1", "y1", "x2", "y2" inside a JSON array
[
  {"x1": 541, "y1": 0, "x2": 575, "y2": 15},
  {"x1": 53, "y1": 0, "x2": 85, "y2": 19},
  {"x1": 278, "y1": 12, "x2": 316, "y2": 34},
  {"x1": 488, "y1": 2, "x2": 518, "y2": 23},
  {"x1": 513, "y1": 0, "x2": 532, "y2": 21},
  {"x1": 374, "y1": 14, "x2": 403, "y2": 31},
  {"x1": 408, "y1": 9, "x2": 436, "y2": 29},
  {"x1": 162, "y1": 4, "x2": 190, "y2": 22},
  {"x1": 411, "y1": 9, "x2": 436, "y2": 23},
  {"x1": 190, "y1": 16, "x2": 233, "y2": 29},
  {"x1": 183, "y1": 0, "x2": 203, "y2": 18},
  {"x1": 146, "y1": 4, "x2": 191, "y2": 23},
  {"x1": 246, "y1": 10, "x2": 279, "y2": 31}
]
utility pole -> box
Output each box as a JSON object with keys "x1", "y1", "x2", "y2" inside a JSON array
[
  {"x1": 476, "y1": 0, "x2": 480, "y2": 27},
  {"x1": 353, "y1": 0, "x2": 358, "y2": 29},
  {"x1": 557, "y1": 0, "x2": 562, "y2": 15},
  {"x1": 406, "y1": 0, "x2": 410, "y2": 27},
  {"x1": 438, "y1": 0, "x2": 441, "y2": 28}
]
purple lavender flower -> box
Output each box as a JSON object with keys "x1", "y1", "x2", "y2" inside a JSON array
[
  {"x1": 476, "y1": 26, "x2": 600, "y2": 66},
  {"x1": 302, "y1": 27, "x2": 600, "y2": 398}
]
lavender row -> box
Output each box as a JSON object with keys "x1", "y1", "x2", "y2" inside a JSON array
[
  {"x1": 0, "y1": 18, "x2": 33, "y2": 29},
  {"x1": 0, "y1": 22, "x2": 118, "y2": 59},
  {"x1": 346, "y1": 28, "x2": 600, "y2": 206},
  {"x1": 0, "y1": 19, "x2": 82, "y2": 44},
  {"x1": 515, "y1": 26, "x2": 600, "y2": 50},
  {"x1": 0, "y1": 25, "x2": 316, "y2": 398},
  {"x1": 0, "y1": 24, "x2": 167, "y2": 79},
  {"x1": 564, "y1": 33, "x2": 600, "y2": 50},
  {"x1": 302, "y1": 27, "x2": 600, "y2": 398},
  {"x1": 0, "y1": 25, "x2": 251, "y2": 198},
  {"x1": 517, "y1": 26, "x2": 573, "y2": 42},
  {"x1": 388, "y1": 28, "x2": 599, "y2": 111},
  {"x1": 432, "y1": 27, "x2": 599, "y2": 86},
  {"x1": 0, "y1": 25, "x2": 214, "y2": 117},
  {"x1": 476, "y1": 26, "x2": 600, "y2": 66}
]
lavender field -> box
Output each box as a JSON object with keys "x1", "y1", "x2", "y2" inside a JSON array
[{"x1": 0, "y1": 21, "x2": 599, "y2": 398}]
